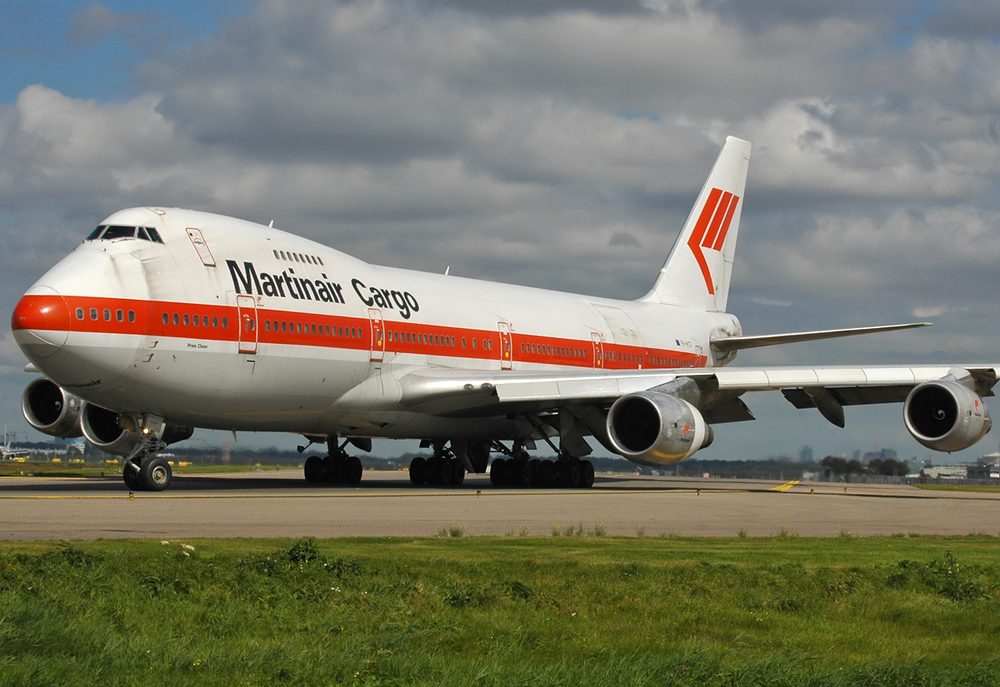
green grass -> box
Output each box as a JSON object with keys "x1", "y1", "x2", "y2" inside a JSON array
[
  {"x1": 2, "y1": 536, "x2": 1000, "y2": 685},
  {"x1": 915, "y1": 483, "x2": 1000, "y2": 494}
]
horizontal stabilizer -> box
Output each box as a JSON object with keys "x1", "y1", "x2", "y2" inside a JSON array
[{"x1": 710, "y1": 322, "x2": 932, "y2": 353}]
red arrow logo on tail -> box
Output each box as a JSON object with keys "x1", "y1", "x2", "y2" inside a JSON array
[{"x1": 687, "y1": 188, "x2": 740, "y2": 295}]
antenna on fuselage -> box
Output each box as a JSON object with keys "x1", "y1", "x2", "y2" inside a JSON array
[
  {"x1": 268, "y1": 220, "x2": 274, "y2": 228},
  {"x1": 444, "y1": 266, "x2": 450, "y2": 275}
]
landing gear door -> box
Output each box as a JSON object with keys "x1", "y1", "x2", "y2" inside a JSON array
[
  {"x1": 499, "y1": 322, "x2": 513, "y2": 370},
  {"x1": 591, "y1": 332, "x2": 604, "y2": 369},
  {"x1": 237, "y1": 295, "x2": 258, "y2": 354},
  {"x1": 369, "y1": 308, "x2": 385, "y2": 362}
]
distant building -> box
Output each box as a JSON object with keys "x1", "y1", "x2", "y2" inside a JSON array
[
  {"x1": 921, "y1": 466, "x2": 966, "y2": 479},
  {"x1": 798, "y1": 446, "x2": 813, "y2": 463}
]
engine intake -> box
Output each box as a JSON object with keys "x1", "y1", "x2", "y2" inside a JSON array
[
  {"x1": 606, "y1": 391, "x2": 713, "y2": 466},
  {"x1": 904, "y1": 379, "x2": 991, "y2": 452},
  {"x1": 22, "y1": 378, "x2": 83, "y2": 438},
  {"x1": 80, "y1": 403, "x2": 194, "y2": 456}
]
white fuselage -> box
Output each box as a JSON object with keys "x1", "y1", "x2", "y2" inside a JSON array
[{"x1": 15, "y1": 206, "x2": 741, "y2": 440}]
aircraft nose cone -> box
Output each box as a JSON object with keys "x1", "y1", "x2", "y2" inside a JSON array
[{"x1": 11, "y1": 288, "x2": 71, "y2": 358}]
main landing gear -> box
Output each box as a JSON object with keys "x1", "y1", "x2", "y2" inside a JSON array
[
  {"x1": 303, "y1": 437, "x2": 365, "y2": 486},
  {"x1": 408, "y1": 441, "x2": 467, "y2": 486},
  {"x1": 489, "y1": 441, "x2": 595, "y2": 489}
]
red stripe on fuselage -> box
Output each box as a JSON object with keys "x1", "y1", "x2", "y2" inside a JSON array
[{"x1": 15, "y1": 294, "x2": 707, "y2": 370}]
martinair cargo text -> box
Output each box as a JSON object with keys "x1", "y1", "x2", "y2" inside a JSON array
[{"x1": 11, "y1": 137, "x2": 997, "y2": 491}]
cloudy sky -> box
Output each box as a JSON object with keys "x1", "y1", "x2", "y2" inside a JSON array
[{"x1": 2, "y1": 0, "x2": 999, "y2": 463}]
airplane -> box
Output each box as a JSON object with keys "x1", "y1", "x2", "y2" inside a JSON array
[
  {"x1": 10, "y1": 136, "x2": 997, "y2": 492},
  {"x1": 0, "y1": 428, "x2": 30, "y2": 460}
]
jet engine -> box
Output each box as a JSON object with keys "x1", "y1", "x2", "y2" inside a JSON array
[
  {"x1": 606, "y1": 390, "x2": 713, "y2": 466},
  {"x1": 80, "y1": 403, "x2": 194, "y2": 456},
  {"x1": 81, "y1": 403, "x2": 141, "y2": 456},
  {"x1": 904, "y1": 379, "x2": 992, "y2": 452},
  {"x1": 22, "y1": 378, "x2": 83, "y2": 438}
]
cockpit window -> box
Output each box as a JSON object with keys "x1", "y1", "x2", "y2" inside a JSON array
[
  {"x1": 102, "y1": 225, "x2": 138, "y2": 240},
  {"x1": 85, "y1": 225, "x2": 164, "y2": 243}
]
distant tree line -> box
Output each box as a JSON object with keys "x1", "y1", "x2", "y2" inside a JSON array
[{"x1": 820, "y1": 455, "x2": 909, "y2": 478}]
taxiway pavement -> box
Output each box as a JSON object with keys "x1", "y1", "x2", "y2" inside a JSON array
[{"x1": 0, "y1": 471, "x2": 997, "y2": 540}]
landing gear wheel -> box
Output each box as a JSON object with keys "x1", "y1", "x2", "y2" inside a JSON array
[
  {"x1": 304, "y1": 455, "x2": 323, "y2": 484},
  {"x1": 123, "y1": 466, "x2": 140, "y2": 491},
  {"x1": 409, "y1": 457, "x2": 427, "y2": 485},
  {"x1": 345, "y1": 456, "x2": 363, "y2": 485},
  {"x1": 450, "y1": 458, "x2": 466, "y2": 486},
  {"x1": 536, "y1": 460, "x2": 553, "y2": 487},
  {"x1": 428, "y1": 456, "x2": 452, "y2": 486},
  {"x1": 580, "y1": 460, "x2": 595, "y2": 488},
  {"x1": 490, "y1": 458, "x2": 506, "y2": 486},
  {"x1": 511, "y1": 459, "x2": 532, "y2": 487},
  {"x1": 564, "y1": 462, "x2": 582, "y2": 488},
  {"x1": 140, "y1": 457, "x2": 172, "y2": 492}
]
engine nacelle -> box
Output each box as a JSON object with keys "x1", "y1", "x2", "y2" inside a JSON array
[
  {"x1": 22, "y1": 378, "x2": 83, "y2": 438},
  {"x1": 606, "y1": 391, "x2": 713, "y2": 466},
  {"x1": 904, "y1": 379, "x2": 992, "y2": 452},
  {"x1": 80, "y1": 403, "x2": 194, "y2": 456}
]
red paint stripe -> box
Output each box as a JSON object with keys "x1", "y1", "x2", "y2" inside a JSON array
[
  {"x1": 711, "y1": 193, "x2": 739, "y2": 251},
  {"x1": 17, "y1": 295, "x2": 708, "y2": 371},
  {"x1": 701, "y1": 191, "x2": 732, "y2": 249}
]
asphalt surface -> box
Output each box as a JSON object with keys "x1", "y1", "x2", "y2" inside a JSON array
[{"x1": 0, "y1": 471, "x2": 997, "y2": 540}]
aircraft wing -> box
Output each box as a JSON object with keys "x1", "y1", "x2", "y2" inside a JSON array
[{"x1": 397, "y1": 364, "x2": 1000, "y2": 426}]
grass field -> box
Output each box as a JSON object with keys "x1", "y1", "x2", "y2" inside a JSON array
[
  {"x1": 2, "y1": 535, "x2": 999, "y2": 685},
  {"x1": 915, "y1": 483, "x2": 1000, "y2": 494}
]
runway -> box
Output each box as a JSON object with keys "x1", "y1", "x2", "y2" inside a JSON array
[{"x1": 1, "y1": 471, "x2": 998, "y2": 540}]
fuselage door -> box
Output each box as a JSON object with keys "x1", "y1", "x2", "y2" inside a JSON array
[
  {"x1": 186, "y1": 228, "x2": 216, "y2": 266},
  {"x1": 499, "y1": 322, "x2": 513, "y2": 370},
  {"x1": 591, "y1": 332, "x2": 605, "y2": 369},
  {"x1": 237, "y1": 295, "x2": 258, "y2": 354},
  {"x1": 369, "y1": 308, "x2": 385, "y2": 362}
]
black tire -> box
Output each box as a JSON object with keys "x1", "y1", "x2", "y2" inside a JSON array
[
  {"x1": 409, "y1": 457, "x2": 427, "y2": 485},
  {"x1": 529, "y1": 459, "x2": 541, "y2": 487},
  {"x1": 345, "y1": 456, "x2": 363, "y2": 485},
  {"x1": 565, "y1": 462, "x2": 582, "y2": 488},
  {"x1": 490, "y1": 458, "x2": 506, "y2": 486},
  {"x1": 581, "y1": 460, "x2": 595, "y2": 488},
  {"x1": 325, "y1": 455, "x2": 343, "y2": 483},
  {"x1": 139, "y1": 456, "x2": 172, "y2": 492},
  {"x1": 123, "y1": 466, "x2": 140, "y2": 491},
  {"x1": 536, "y1": 460, "x2": 553, "y2": 488},
  {"x1": 513, "y1": 459, "x2": 531, "y2": 487},
  {"x1": 450, "y1": 458, "x2": 466, "y2": 486},
  {"x1": 304, "y1": 455, "x2": 323, "y2": 483}
]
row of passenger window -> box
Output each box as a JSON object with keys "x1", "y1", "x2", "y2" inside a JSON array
[
  {"x1": 272, "y1": 249, "x2": 324, "y2": 266},
  {"x1": 161, "y1": 312, "x2": 229, "y2": 329},
  {"x1": 76, "y1": 307, "x2": 137, "y2": 323},
  {"x1": 522, "y1": 342, "x2": 587, "y2": 359},
  {"x1": 264, "y1": 320, "x2": 362, "y2": 339}
]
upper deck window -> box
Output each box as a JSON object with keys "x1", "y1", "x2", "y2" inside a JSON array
[{"x1": 86, "y1": 225, "x2": 164, "y2": 243}]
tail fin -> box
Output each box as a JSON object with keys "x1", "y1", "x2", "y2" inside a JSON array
[{"x1": 640, "y1": 136, "x2": 751, "y2": 312}]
